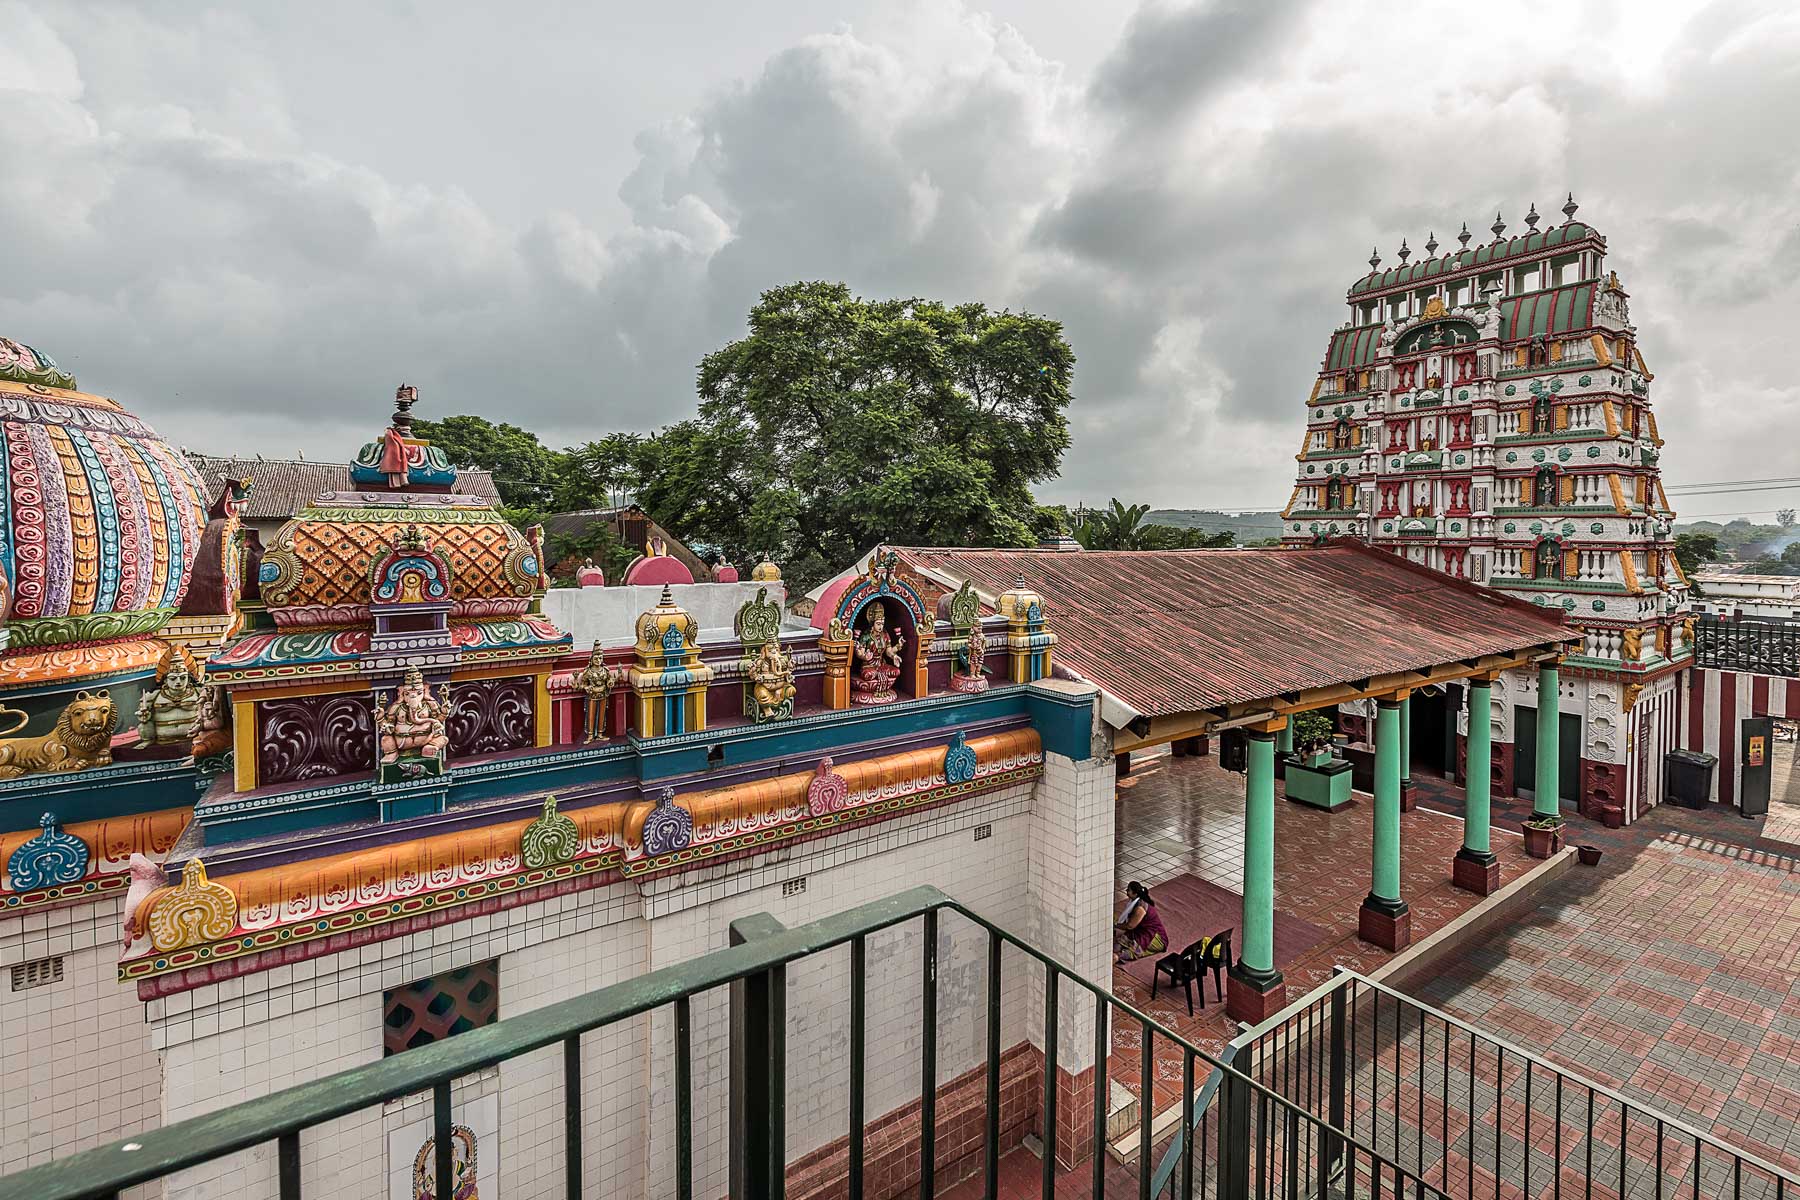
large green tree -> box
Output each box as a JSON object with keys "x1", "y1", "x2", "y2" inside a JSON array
[
  {"x1": 615, "y1": 282, "x2": 1074, "y2": 589},
  {"x1": 411, "y1": 414, "x2": 562, "y2": 509}
]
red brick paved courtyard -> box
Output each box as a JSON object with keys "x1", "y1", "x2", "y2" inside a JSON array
[
  {"x1": 1106, "y1": 747, "x2": 1537, "y2": 1111},
  {"x1": 946, "y1": 747, "x2": 1800, "y2": 1198}
]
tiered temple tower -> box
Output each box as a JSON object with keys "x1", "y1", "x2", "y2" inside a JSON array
[{"x1": 1281, "y1": 199, "x2": 1691, "y2": 820}]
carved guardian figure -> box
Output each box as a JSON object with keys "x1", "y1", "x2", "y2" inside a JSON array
[{"x1": 0, "y1": 691, "x2": 118, "y2": 779}]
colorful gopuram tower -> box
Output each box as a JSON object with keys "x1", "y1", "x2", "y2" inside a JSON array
[{"x1": 1281, "y1": 199, "x2": 1691, "y2": 820}]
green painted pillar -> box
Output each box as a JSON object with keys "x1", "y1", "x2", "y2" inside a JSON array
[
  {"x1": 1228, "y1": 727, "x2": 1286, "y2": 1020},
  {"x1": 1454, "y1": 679, "x2": 1501, "y2": 894},
  {"x1": 1360, "y1": 698, "x2": 1412, "y2": 948},
  {"x1": 1399, "y1": 694, "x2": 1413, "y2": 786},
  {"x1": 1371, "y1": 699, "x2": 1403, "y2": 903},
  {"x1": 1276, "y1": 715, "x2": 1294, "y2": 756},
  {"x1": 1241, "y1": 731, "x2": 1277, "y2": 975},
  {"x1": 1535, "y1": 663, "x2": 1561, "y2": 818},
  {"x1": 1463, "y1": 683, "x2": 1493, "y2": 854}
]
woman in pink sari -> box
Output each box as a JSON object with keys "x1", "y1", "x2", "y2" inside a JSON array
[{"x1": 1114, "y1": 881, "x2": 1168, "y2": 963}]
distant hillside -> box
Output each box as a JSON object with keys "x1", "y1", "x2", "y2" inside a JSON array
[
  {"x1": 1146, "y1": 509, "x2": 1284, "y2": 544},
  {"x1": 1674, "y1": 518, "x2": 1797, "y2": 561}
]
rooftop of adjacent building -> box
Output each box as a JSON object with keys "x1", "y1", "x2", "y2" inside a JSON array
[{"x1": 183, "y1": 452, "x2": 501, "y2": 521}]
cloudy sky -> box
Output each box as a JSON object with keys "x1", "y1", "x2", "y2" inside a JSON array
[{"x1": 2, "y1": 0, "x2": 1797, "y2": 514}]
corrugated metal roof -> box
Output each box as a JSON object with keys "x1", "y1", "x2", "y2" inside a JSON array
[
  {"x1": 185, "y1": 455, "x2": 501, "y2": 520},
  {"x1": 894, "y1": 543, "x2": 1574, "y2": 718}
]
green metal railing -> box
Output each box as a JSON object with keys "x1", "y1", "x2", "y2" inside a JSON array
[
  {"x1": 1211, "y1": 967, "x2": 1800, "y2": 1200},
  {"x1": 1, "y1": 886, "x2": 1469, "y2": 1200}
]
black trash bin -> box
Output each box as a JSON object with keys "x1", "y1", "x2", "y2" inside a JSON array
[{"x1": 1664, "y1": 749, "x2": 1717, "y2": 809}]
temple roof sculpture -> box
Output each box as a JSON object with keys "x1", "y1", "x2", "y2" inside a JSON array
[{"x1": 0, "y1": 336, "x2": 209, "y2": 695}]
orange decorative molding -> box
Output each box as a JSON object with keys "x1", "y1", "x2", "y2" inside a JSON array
[
  {"x1": 118, "y1": 728, "x2": 1044, "y2": 983},
  {"x1": 0, "y1": 637, "x2": 166, "y2": 688},
  {"x1": 1, "y1": 805, "x2": 190, "y2": 914}
]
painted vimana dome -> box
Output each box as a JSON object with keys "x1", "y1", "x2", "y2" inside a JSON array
[{"x1": 0, "y1": 337, "x2": 207, "y2": 693}]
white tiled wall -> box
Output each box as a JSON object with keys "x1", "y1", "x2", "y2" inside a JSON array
[
  {"x1": 152, "y1": 881, "x2": 649, "y2": 1199},
  {"x1": 640, "y1": 780, "x2": 1044, "y2": 1198},
  {"x1": 69, "y1": 740, "x2": 1120, "y2": 1200},
  {"x1": 1028, "y1": 749, "x2": 1119, "y2": 1074},
  {"x1": 0, "y1": 896, "x2": 160, "y2": 1182}
]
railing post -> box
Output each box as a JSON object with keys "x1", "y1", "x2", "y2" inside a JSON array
[
  {"x1": 1217, "y1": 1067, "x2": 1252, "y2": 1200},
  {"x1": 1326, "y1": 981, "x2": 1347, "y2": 1180},
  {"x1": 730, "y1": 913, "x2": 789, "y2": 1200}
]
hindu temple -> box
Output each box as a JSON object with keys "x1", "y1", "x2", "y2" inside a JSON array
[{"x1": 1281, "y1": 198, "x2": 1691, "y2": 823}]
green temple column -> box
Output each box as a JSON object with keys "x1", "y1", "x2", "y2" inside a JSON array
[
  {"x1": 1398, "y1": 693, "x2": 1415, "y2": 810},
  {"x1": 1359, "y1": 696, "x2": 1412, "y2": 951},
  {"x1": 1534, "y1": 662, "x2": 1561, "y2": 819},
  {"x1": 1453, "y1": 676, "x2": 1501, "y2": 894},
  {"x1": 1227, "y1": 722, "x2": 1287, "y2": 1022},
  {"x1": 1276, "y1": 715, "x2": 1294, "y2": 755}
]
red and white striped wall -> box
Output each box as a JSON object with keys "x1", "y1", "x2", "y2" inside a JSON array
[
  {"x1": 1685, "y1": 667, "x2": 1800, "y2": 806},
  {"x1": 1627, "y1": 674, "x2": 1682, "y2": 822}
]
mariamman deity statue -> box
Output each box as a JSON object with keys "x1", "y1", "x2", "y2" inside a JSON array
[
  {"x1": 750, "y1": 640, "x2": 797, "y2": 722},
  {"x1": 852, "y1": 602, "x2": 904, "y2": 706},
  {"x1": 377, "y1": 668, "x2": 450, "y2": 775},
  {"x1": 136, "y1": 656, "x2": 203, "y2": 748},
  {"x1": 575, "y1": 641, "x2": 613, "y2": 742}
]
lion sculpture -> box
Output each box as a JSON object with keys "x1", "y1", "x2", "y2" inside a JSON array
[{"x1": 0, "y1": 691, "x2": 118, "y2": 779}]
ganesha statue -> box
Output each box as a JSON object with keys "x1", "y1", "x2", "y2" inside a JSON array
[
  {"x1": 851, "y1": 602, "x2": 904, "y2": 706},
  {"x1": 749, "y1": 640, "x2": 797, "y2": 722},
  {"x1": 376, "y1": 667, "x2": 450, "y2": 781}
]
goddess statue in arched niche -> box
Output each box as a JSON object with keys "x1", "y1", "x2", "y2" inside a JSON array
[{"x1": 851, "y1": 600, "x2": 905, "y2": 706}]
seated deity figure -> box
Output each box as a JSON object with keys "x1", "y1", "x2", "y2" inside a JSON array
[
  {"x1": 852, "y1": 602, "x2": 905, "y2": 705},
  {"x1": 136, "y1": 657, "x2": 203, "y2": 747},
  {"x1": 750, "y1": 639, "x2": 797, "y2": 721},
  {"x1": 377, "y1": 668, "x2": 450, "y2": 768}
]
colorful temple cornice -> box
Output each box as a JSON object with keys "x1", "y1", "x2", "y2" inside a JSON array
[{"x1": 119, "y1": 728, "x2": 1043, "y2": 988}]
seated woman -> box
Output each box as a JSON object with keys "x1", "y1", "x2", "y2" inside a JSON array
[{"x1": 1113, "y1": 880, "x2": 1169, "y2": 963}]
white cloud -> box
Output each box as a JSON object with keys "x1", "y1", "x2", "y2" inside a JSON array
[{"x1": 0, "y1": 0, "x2": 1794, "y2": 519}]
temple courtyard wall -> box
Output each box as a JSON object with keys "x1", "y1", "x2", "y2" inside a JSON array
[{"x1": 129, "y1": 749, "x2": 1112, "y2": 1200}]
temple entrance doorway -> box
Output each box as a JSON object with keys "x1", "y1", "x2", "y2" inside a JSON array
[{"x1": 1409, "y1": 683, "x2": 1462, "y2": 783}]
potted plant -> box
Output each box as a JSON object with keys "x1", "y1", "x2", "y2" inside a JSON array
[
  {"x1": 1293, "y1": 712, "x2": 1336, "y2": 767},
  {"x1": 1522, "y1": 815, "x2": 1564, "y2": 859},
  {"x1": 1285, "y1": 711, "x2": 1354, "y2": 810}
]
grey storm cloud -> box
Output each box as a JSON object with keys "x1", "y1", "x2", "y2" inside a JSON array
[{"x1": 0, "y1": 0, "x2": 1796, "y2": 514}]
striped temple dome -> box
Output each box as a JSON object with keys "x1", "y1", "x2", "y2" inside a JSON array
[{"x1": 0, "y1": 339, "x2": 207, "y2": 692}]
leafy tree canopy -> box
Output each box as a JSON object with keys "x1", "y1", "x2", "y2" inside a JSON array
[
  {"x1": 411, "y1": 414, "x2": 562, "y2": 510},
  {"x1": 578, "y1": 282, "x2": 1074, "y2": 590},
  {"x1": 1672, "y1": 531, "x2": 1720, "y2": 579}
]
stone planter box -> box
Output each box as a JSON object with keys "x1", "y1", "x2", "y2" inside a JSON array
[
  {"x1": 1286, "y1": 753, "x2": 1354, "y2": 810},
  {"x1": 1523, "y1": 823, "x2": 1564, "y2": 858}
]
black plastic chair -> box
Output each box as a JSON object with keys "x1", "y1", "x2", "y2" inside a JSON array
[
  {"x1": 1151, "y1": 938, "x2": 1211, "y2": 1016},
  {"x1": 1197, "y1": 929, "x2": 1233, "y2": 1005}
]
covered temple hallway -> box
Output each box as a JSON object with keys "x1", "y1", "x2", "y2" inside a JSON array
[
  {"x1": 874, "y1": 540, "x2": 1580, "y2": 1023},
  {"x1": 1105, "y1": 747, "x2": 1538, "y2": 1110}
]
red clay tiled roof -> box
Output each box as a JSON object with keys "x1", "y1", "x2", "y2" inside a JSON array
[{"x1": 893, "y1": 542, "x2": 1575, "y2": 718}]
